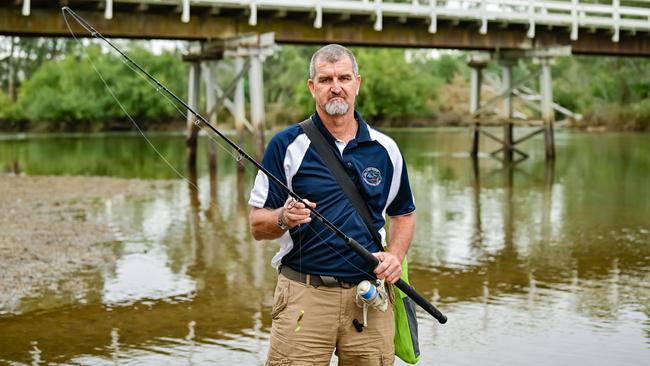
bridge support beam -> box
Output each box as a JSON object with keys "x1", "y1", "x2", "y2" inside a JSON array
[
  {"x1": 234, "y1": 56, "x2": 247, "y2": 172},
  {"x1": 21, "y1": 0, "x2": 30, "y2": 17},
  {"x1": 186, "y1": 60, "x2": 201, "y2": 171},
  {"x1": 468, "y1": 54, "x2": 489, "y2": 158},
  {"x1": 225, "y1": 33, "x2": 277, "y2": 161},
  {"x1": 202, "y1": 61, "x2": 218, "y2": 175},
  {"x1": 501, "y1": 60, "x2": 515, "y2": 164},
  {"x1": 249, "y1": 53, "x2": 266, "y2": 160},
  {"x1": 470, "y1": 47, "x2": 570, "y2": 165},
  {"x1": 539, "y1": 57, "x2": 556, "y2": 160},
  {"x1": 182, "y1": 34, "x2": 277, "y2": 170}
]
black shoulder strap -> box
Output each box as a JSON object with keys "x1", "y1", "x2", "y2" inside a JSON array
[{"x1": 299, "y1": 118, "x2": 384, "y2": 251}]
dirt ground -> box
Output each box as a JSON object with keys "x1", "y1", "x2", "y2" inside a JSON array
[{"x1": 0, "y1": 174, "x2": 167, "y2": 314}]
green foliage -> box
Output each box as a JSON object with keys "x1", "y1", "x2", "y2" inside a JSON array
[
  {"x1": 0, "y1": 37, "x2": 76, "y2": 99},
  {"x1": 263, "y1": 45, "x2": 318, "y2": 123},
  {"x1": 354, "y1": 48, "x2": 440, "y2": 120},
  {"x1": 632, "y1": 99, "x2": 650, "y2": 131},
  {"x1": 261, "y1": 46, "x2": 451, "y2": 124},
  {"x1": 12, "y1": 42, "x2": 187, "y2": 130},
  {"x1": 550, "y1": 56, "x2": 650, "y2": 130},
  {"x1": 16, "y1": 47, "x2": 105, "y2": 125},
  {"x1": 105, "y1": 44, "x2": 188, "y2": 123},
  {"x1": 434, "y1": 54, "x2": 462, "y2": 83},
  {"x1": 4, "y1": 36, "x2": 649, "y2": 132},
  {"x1": 0, "y1": 90, "x2": 9, "y2": 118},
  {"x1": 264, "y1": 45, "x2": 314, "y2": 104}
]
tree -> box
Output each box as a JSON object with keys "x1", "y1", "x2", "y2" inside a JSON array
[
  {"x1": 0, "y1": 37, "x2": 74, "y2": 102},
  {"x1": 13, "y1": 42, "x2": 188, "y2": 130}
]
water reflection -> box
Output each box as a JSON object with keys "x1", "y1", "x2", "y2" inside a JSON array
[
  {"x1": 401, "y1": 132, "x2": 649, "y2": 365},
  {"x1": 0, "y1": 130, "x2": 648, "y2": 365},
  {"x1": 102, "y1": 248, "x2": 196, "y2": 305}
]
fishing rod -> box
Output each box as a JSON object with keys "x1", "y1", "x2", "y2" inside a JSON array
[{"x1": 61, "y1": 6, "x2": 447, "y2": 324}]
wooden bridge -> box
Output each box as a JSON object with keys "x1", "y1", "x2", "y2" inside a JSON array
[
  {"x1": 2, "y1": 1, "x2": 650, "y2": 55},
  {"x1": 3, "y1": 1, "x2": 649, "y2": 164}
]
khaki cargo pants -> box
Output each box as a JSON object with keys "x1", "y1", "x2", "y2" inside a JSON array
[{"x1": 266, "y1": 273, "x2": 395, "y2": 366}]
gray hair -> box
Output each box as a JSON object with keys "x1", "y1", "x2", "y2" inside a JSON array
[{"x1": 309, "y1": 44, "x2": 359, "y2": 79}]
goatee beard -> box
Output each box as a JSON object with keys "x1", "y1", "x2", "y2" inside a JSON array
[{"x1": 324, "y1": 99, "x2": 349, "y2": 116}]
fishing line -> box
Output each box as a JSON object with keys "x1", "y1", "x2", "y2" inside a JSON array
[
  {"x1": 60, "y1": 7, "x2": 370, "y2": 276},
  {"x1": 60, "y1": 7, "x2": 446, "y2": 323},
  {"x1": 62, "y1": 15, "x2": 198, "y2": 191}
]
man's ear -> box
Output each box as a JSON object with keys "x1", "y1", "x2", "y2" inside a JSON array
[
  {"x1": 308, "y1": 79, "x2": 315, "y2": 98},
  {"x1": 356, "y1": 75, "x2": 362, "y2": 96}
]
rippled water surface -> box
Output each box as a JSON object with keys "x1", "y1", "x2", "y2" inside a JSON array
[{"x1": 1, "y1": 129, "x2": 648, "y2": 365}]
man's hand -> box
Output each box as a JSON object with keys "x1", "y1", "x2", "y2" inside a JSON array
[
  {"x1": 371, "y1": 213, "x2": 415, "y2": 284},
  {"x1": 372, "y1": 251, "x2": 403, "y2": 284},
  {"x1": 250, "y1": 197, "x2": 317, "y2": 240},
  {"x1": 281, "y1": 197, "x2": 316, "y2": 229}
]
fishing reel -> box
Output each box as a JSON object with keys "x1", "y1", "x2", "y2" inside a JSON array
[{"x1": 353, "y1": 280, "x2": 389, "y2": 332}]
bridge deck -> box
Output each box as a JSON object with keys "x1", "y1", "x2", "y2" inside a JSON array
[{"x1": 2, "y1": 0, "x2": 650, "y2": 55}]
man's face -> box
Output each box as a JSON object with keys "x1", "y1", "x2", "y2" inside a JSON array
[{"x1": 308, "y1": 56, "x2": 361, "y2": 117}]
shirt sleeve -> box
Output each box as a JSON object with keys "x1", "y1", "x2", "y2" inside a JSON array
[
  {"x1": 386, "y1": 157, "x2": 416, "y2": 217},
  {"x1": 248, "y1": 134, "x2": 289, "y2": 209}
]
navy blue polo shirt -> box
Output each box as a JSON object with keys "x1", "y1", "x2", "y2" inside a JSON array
[{"x1": 249, "y1": 111, "x2": 415, "y2": 283}]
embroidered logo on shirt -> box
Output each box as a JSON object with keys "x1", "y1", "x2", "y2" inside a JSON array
[{"x1": 362, "y1": 167, "x2": 382, "y2": 186}]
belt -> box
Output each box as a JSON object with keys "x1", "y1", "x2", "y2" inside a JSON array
[{"x1": 279, "y1": 265, "x2": 356, "y2": 289}]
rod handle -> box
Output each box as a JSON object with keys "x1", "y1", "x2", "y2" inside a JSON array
[
  {"x1": 395, "y1": 278, "x2": 447, "y2": 324},
  {"x1": 347, "y1": 238, "x2": 447, "y2": 324}
]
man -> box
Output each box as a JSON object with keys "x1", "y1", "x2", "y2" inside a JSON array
[{"x1": 249, "y1": 44, "x2": 416, "y2": 366}]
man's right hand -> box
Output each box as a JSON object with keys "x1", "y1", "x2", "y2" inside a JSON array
[
  {"x1": 250, "y1": 197, "x2": 317, "y2": 240},
  {"x1": 280, "y1": 197, "x2": 316, "y2": 229}
]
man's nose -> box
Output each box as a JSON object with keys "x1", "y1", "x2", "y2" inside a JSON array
[{"x1": 331, "y1": 80, "x2": 342, "y2": 93}]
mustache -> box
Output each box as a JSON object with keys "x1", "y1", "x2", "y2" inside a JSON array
[{"x1": 328, "y1": 94, "x2": 345, "y2": 99}]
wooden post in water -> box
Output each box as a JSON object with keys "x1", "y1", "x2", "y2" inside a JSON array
[
  {"x1": 471, "y1": 157, "x2": 483, "y2": 247},
  {"x1": 203, "y1": 61, "x2": 218, "y2": 189},
  {"x1": 249, "y1": 52, "x2": 266, "y2": 161},
  {"x1": 468, "y1": 54, "x2": 488, "y2": 158},
  {"x1": 183, "y1": 41, "x2": 225, "y2": 175},
  {"x1": 539, "y1": 56, "x2": 556, "y2": 160},
  {"x1": 225, "y1": 33, "x2": 277, "y2": 161},
  {"x1": 542, "y1": 159, "x2": 555, "y2": 241},
  {"x1": 501, "y1": 59, "x2": 515, "y2": 163},
  {"x1": 234, "y1": 56, "x2": 247, "y2": 173},
  {"x1": 186, "y1": 60, "x2": 201, "y2": 170},
  {"x1": 104, "y1": 0, "x2": 113, "y2": 19}
]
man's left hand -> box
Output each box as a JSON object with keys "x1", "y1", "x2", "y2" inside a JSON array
[{"x1": 372, "y1": 251, "x2": 402, "y2": 284}]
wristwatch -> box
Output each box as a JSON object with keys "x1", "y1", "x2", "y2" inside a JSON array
[{"x1": 277, "y1": 208, "x2": 290, "y2": 231}]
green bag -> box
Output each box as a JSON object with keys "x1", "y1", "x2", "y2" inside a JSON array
[{"x1": 393, "y1": 257, "x2": 421, "y2": 364}]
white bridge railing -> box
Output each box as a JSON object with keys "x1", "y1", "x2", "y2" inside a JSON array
[{"x1": 21, "y1": 0, "x2": 650, "y2": 42}]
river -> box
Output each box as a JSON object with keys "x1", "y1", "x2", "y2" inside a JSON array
[{"x1": 0, "y1": 128, "x2": 648, "y2": 365}]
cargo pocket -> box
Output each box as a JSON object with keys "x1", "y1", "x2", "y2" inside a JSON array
[
  {"x1": 266, "y1": 356, "x2": 290, "y2": 366},
  {"x1": 381, "y1": 353, "x2": 395, "y2": 366},
  {"x1": 271, "y1": 278, "x2": 289, "y2": 320}
]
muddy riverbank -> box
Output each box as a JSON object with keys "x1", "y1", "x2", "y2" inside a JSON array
[{"x1": 0, "y1": 174, "x2": 169, "y2": 314}]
